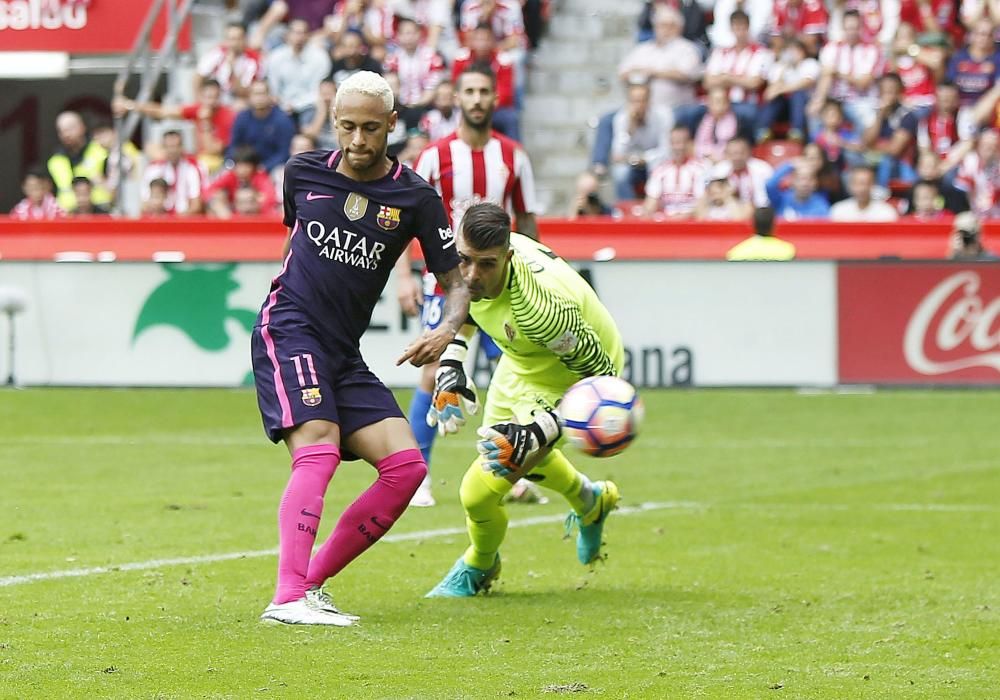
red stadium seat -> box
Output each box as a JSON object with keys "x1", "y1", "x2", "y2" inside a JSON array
[{"x1": 753, "y1": 140, "x2": 803, "y2": 167}]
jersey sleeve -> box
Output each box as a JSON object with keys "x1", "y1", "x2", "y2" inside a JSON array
[
  {"x1": 415, "y1": 190, "x2": 458, "y2": 273},
  {"x1": 508, "y1": 254, "x2": 617, "y2": 378},
  {"x1": 282, "y1": 159, "x2": 298, "y2": 228},
  {"x1": 413, "y1": 145, "x2": 439, "y2": 187},
  {"x1": 512, "y1": 147, "x2": 538, "y2": 214}
]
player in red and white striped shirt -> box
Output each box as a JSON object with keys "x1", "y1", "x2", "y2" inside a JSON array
[
  {"x1": 195, "y1": 22, "x2": 264, "y2": 105},
  {"x1": 141, "y1": 131, "x2": 207, "y2": 216},
  {"x1": 10, "y1": 168, "x2": 65, "y2": 221},
  {"x1": 384, "y1": 17, "x2": 446, "y2": 108},
  {"x1": 397, "y1": 63, "x2": 538, "y2": 507},
  {"x1": 644, "y1": 126, "x2": 707, "y2": 219},
  {"x1": 704, "y1": 10, "x2": 773, "y2": 109}
]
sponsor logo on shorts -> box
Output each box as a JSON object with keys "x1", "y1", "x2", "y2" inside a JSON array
[
  {"x1": 376, "y1": 205, "x2": 401, "y2": 230},
  {"x1": 344, "y1": 192, "x2": 368, "y2": 221},
  {"x1": 301, "y1": 387, "x2": 322, "y2": 406}
]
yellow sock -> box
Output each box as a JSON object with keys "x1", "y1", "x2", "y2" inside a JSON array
[{"x1": 460, "y1": 458, "x2": 513, "y2": 570}]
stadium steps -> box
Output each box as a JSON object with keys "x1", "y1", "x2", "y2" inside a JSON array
[{"x1": 523, "y1": 0, "x2": 644, "y2": 215}]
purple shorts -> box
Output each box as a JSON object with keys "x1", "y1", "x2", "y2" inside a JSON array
[{"x1": 251, "y1": 322, "x2": 403, "y2": 456}]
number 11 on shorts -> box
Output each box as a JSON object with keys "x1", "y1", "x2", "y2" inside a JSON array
[{"x1": 291, "y1": 353, "x2": 318, "y2": 388}]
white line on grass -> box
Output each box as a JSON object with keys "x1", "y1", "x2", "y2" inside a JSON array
[{"x1": 0, "y1": 501, "x2": 685, "y2": 588}]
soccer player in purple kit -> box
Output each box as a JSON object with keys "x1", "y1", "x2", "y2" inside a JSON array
[{"x1": 251, "y1": 71, "x2": 470, "y2": 626}]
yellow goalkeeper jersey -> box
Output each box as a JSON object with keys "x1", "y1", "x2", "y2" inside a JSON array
[{"x1": 470, "y1": 233, "x2": 625, "y2": 390}]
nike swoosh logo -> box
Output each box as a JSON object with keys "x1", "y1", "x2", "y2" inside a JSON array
[
  {"x1": 370, "y1": 516, "x2": 391, "y2": 530},
  {"x1": 300, "y1": 508, "x2": 321, "y2": 519},
  {"x1": 306, "y1": 192, "x2": 334, "y2": 201}
]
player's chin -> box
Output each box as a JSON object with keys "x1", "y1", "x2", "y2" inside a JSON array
[{"x1": 346, "y1": 151, "x2": 376, "y2": 168}]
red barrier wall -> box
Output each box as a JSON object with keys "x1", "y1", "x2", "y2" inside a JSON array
[{"x1": 1, "y1": 217, "x2": 999, "y2": 262}]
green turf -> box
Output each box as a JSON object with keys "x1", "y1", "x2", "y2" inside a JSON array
[{"x1": 1, "y1": 388, "x2": 998, "y2": 699}]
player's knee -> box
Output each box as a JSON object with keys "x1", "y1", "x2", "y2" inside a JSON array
[
  {"x1": 460, "y1": 466, "x2": 500, "y2": 517},
  {"x1": 381, "y1": 451, "x2": 427, "y2": 493}
]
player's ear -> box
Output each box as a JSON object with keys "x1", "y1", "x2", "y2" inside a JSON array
[{"x1": 387, "y1": 110, "x2": 398, "y2": 133}]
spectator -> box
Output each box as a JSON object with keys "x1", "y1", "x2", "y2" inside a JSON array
[
  {"x1": 233, "y1": 186, "x2": 264, "y2": 217},
  {"x1": 290, "y1": 133, "x2": 316, "y2": 156},
  {"x1": 591, "y1": 83, "x2": 669, "y2": 202},
  {"x1": 618, "y1": 6, "x2": 703, "y2": 122},
  {"x1": 948, "y1": 210, "x2": 999, "y2": 260},
  {"x1": 460, "y1": 0, "x2": 527, "y2": 54},
  {"x1": 758, "y1": 37, "x2": 819, "y2": 142},
  {"x1": 396, "y1": 129, "x2": 430, "y2": 168},
  {"x1": 115, "y1": 79, "x2": 235, "y2": 176},
  {"x1": 250, "y1": 0, "x2": 337, "y2": 50},
  {"x1": 227, "y1": 80, "x2": 296, "y2": 175},
  {"x1": 324, "y1": 0, "x2": 393, "y2": 62},
  {"x1": 955, "y1": 129, "x2": 1000, "y2": 217},
  {"x1": 47, "y1": 111, "x2": 110, "y2": 212},
  {"x1": 141, "y1": 178, "x2": 171, "y2": 216},
  {"x1": 393, "y1": 0, "x2": 455, "y2": 57},
  {"x1": 10, "y1": 168, "x2": 64, "y2": 220},
  {"x1": 384, "y1": 17, "x2": 446, "y2": 110},
  {"x1": 906, "y1": 179, "x2": 951, "y2": 220},
  {"x1": 328, "y1": 30, "x2": 383, "y2": 87},
  {"x1": 142, "y1": 130, "x2": 206, "y2": 215},
  {"x1": 919, "y1": 82, "x2": 968, "y2": 169},
  {"x1": 808, "y1": 10, "x2": 882, "y2": 136},
  {"x1": 638, "y1": 0, "x2": 711, "y2": 56},
  {"x1": 91, "y1": 122, "x2": 140, "y2": 205},
  {"x1": 707, "y1": 0, "x2": 772, "y2": 51},
  {"x1": 726, "y1": 206, "x2": 797, "y2": 260},
  {"x1": 419, "y1": 80, "x2": 460, "y2": 141},
  {"x1": 722, "y1": 136, "x2": 774, "y2": 208},
  {"x1": 195, "y1": 22, "x2": 264, "y2": 106},
  {"x1": 802, "y1": 142, "x2": 849, "y2": 204},
  {"x1": 451, "y1": 25, "x2": 519, "y2": 139},
  {"x1": 813, "y1": 99, "x2": 864, "y2": 172},
  {"x1": 910, "y1": 149, "x2": 970, "y2": 213},
  {"x1": 206, "y1": 146, "x2": 277, "y2": 219},
  {"x1": 701, "y1": 11, "x2": 772, "y2": 127},
  {"x1": 771, "y1": 0, "x2": 829, "y2": 56},
  {"x1": 945, "y1": 18, "x2": 1000, "y2": 108},
  {"x1": 693, "y1": 88, "x2": 749, "y2": 163},
  {"x1": 70, "y1": 176, "x2": 111, "y2": 215},
  {"x1": 382, "y1": 71, "x2": 425, "y2": 141},
  {"x1": 301, "y1": 79, "x2": 338, "y2": 150},
  {"x1": 828, "y1": 0, "x2": 894, "y2": 45},
  {"x1": 899, "y1": 0, "x2": 963, "y2": 46},
  {"x1": 693, "y1": 163, "x2": 753, "y2": 221},
  {"x1": 568, "y1": 171, "x2": 613, "y2": 218},
  {"x1": 766, "y1": 161, "x2": 831, "y2": 219},
  {"x1": 830, "y1": 165, "x2": 899, "y2": 221},
  {"x1": 885, "y1": 22, "x2": 946, "y2": 112},
  {"x1": 266, "y1": 18, "x2": 332, "y2": 129},
  {"x1": 643, "y1": 125, "x2": 706, "y2": 219},
  {"x1": 864, "y1": 73, "x2": 919, "y2": 188}
]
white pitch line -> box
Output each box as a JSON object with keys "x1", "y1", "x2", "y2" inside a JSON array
[{"x1": 0, "y1": 501, "x2": 684, "y2": 588}]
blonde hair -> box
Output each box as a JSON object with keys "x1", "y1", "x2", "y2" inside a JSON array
[{"x1": 335, "y1": 71, "x2": 394, "y2": 114}]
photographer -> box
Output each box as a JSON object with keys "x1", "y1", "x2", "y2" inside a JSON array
[{"x1": 949, "y1": 211, "x2": 1000, "y2": 261}]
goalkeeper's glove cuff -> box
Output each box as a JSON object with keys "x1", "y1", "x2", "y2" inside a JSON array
[
  {"x1": 528, "y1": 409, "x2": 562, "y2": 449},
  {"x1": 439, "y1": 338, "x2": 469, "y2": 368}
]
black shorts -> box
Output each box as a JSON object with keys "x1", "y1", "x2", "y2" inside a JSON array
[{"x1": 251, "y1": 321, "x2": 403, "y2": 457}]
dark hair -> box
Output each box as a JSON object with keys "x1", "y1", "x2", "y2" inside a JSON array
[
  {"x1": 23, "y1": 166, "x2": 49, "y2": 182},
  {"x1": 880, "y1": 72, "x2": 904, "y2": 89},
  {"x1": 396, "y1": 16, "x2": 418, "y2": 30},
  {"x1": 461, "y1": 203, "x2": 510, "y2": 250},
  {"x1": 936, "y1": 80, "x2": 958, "y2": 91},
  {"x1": 459, "y1": 62, "x2": 496, "y2": 89},
  {"x1": 226, "y1": 20, "x2": 246, "y2": 33},
  {"x1": 670, "y1": 124, "x2": 692, "y2": 138},
  {"x1": 233, "y1": 145, "x2": 260, "y2": 166},
  {"x1": 473, "y1": 21, "x2": 494, "y2": 34},
  {"x1": 730, "y1": 9, "x2": 750, "y2": 26},
  {"x1": 201, "y1": 78, "x2": 222, "y2": 91},
  {"x1": 844, "y1": 9, "x2": 861, "y2": 21},
  {"x1": 850, "y1": 164, "x2": 877, "y2": 178},
  {"x1": 753, "y1": 207, "x2": 775, "y2": 236},
  {"x1": 162, "y1": 129, "x2": 183, "y2": 142},
  {"x1": 71, "y1": 176, "x2": 92, "y2": 188},
  {"x1": 727, "y1": 134, "x2": 751, "y2": 149},
  {"x1": 822, "y1": 98, "x2": 844, "y2": 113},
  {"x1": 149, "y1": 177, "x2": 169, "y2": 191}
]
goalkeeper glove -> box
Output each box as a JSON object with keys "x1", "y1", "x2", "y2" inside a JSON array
[
  {"x1": 476, "y1": 408, "x2": 562, "y2": 478},
  {"x1": 426, "y1": 338, "x2": 478, "y2": 435}
]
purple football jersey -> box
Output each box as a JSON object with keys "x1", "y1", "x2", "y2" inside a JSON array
[{"x1": 259, "y1": 149, "x2": 457, "y2": 352}]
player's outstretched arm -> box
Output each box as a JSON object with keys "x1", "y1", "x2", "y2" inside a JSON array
[{"x1": 396, "y1": 266, "x2": 470, "y2": 366}]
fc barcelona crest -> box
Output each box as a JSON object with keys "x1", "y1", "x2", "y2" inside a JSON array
[
  {"x1": 344, "y1": 192, "x2": 369, "y2": 221},
  {"x1": 301, "y1": 387, "x2": 322, "y2": 407},
  {"x1": 377, "y1": 205, "x2": 401, "y2": 230}
]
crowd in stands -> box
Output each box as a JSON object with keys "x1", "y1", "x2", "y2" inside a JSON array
[
  {"x1": 580, "y1": 1, "x2": 1000, "y2": 227},
  {"x1": 11, "y1": 0, "x2": 545, "y2": 220}
]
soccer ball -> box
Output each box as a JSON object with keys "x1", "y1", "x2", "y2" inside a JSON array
[{"x1": 558, "y1": 376, "x2": 643, "y2": 457}]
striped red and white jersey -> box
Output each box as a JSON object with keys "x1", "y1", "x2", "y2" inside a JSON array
[
  {"x1": 414, "y1": 130, "x2": 537, "y2": 234},
  {"x1": 728, "y1": 157, "x2": 774, "y2": 208},
  {"x1": 196, "y1": 46, "x2": 264, "y2": 100},
  {"x1": 10, "y1": 194, "x2": 65, "y2": 221},
  {"x1": 955, "y1": 151, "x2": 1000, "y2": 216},
  {"x1": 419, "y1": 108, "x2": 460, "y2": 142},
  {"x1": 142, "y1": 157, "x2": 207, "y2": 215},
  {"x1": 384, "y1": 46, "x2": 446, "y2": 106},
  {"x1": 819, "y1": 40, "x2": 883, "y2": 101},
  {"x1": 704, "y1": 43, "x2": 773, "y2": 104},
  {"x1": 645, "y1": 158, "x2": 707, "y2": 216}
]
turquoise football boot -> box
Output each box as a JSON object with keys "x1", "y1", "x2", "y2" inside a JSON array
[
  {"x1": 564, "y1": 481, "x2": 620, "y2": 565},
  {"x1": 425, "y1": 554, "x2": 501, "y2": 597}
]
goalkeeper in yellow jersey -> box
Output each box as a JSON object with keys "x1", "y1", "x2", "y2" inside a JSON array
[{"x1": 425, "y1": 202, "x2": 625, "y2": 597}]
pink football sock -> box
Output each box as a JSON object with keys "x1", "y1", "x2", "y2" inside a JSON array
[
  {"x1": 304, "y1": 449, "x2": 426, "y2": 588},
  {"x1": 272, "y1": 444, "x2": 340, "y2": 604}
]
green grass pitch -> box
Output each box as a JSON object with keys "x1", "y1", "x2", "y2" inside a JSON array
[{"x1": 1, "y1": 388, "x2": 998, "y2": 699}]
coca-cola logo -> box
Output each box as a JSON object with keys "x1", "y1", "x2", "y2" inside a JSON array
[
  {"x1": 0, "y1": 1, "x2": 88, "y2": 31},
  {"x1": 903, "y1": 271, "x2": 1000, "y2": 375}
]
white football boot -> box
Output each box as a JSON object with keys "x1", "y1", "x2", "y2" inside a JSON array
[
  {"x1": 260, "y1": 596, "x2": 356, "y2": 626},
  {"x1": 409, "y1": 475, "x2": 436, "y2": 507},
  {"x1": 305, "y1": 587, "x2": 361, "y2": 622}
]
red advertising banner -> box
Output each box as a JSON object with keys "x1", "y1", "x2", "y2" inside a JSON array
[
  {"x1": 839, "y1": 263, "x2": 1000, "y2": 384},
  {"x1": 0, "y1": 0, "x2": 190, "y2": 54}
]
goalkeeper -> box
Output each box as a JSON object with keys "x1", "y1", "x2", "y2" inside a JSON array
[{"x1": 425, "y1": 202, "x2": 625, "y2": 598}]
